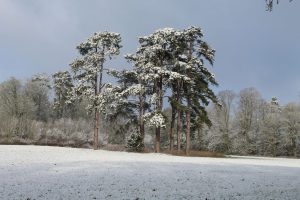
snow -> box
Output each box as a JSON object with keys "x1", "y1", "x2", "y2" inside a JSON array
[{"x1": 0, "y1": 145, "x2": 299, "y2": 199}]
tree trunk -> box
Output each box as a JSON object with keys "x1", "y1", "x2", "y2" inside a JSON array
[
  {"x1": 139, "y1": 93, "x2": 145, "y2": 145},
  {"x1": 94, "y1": 110, "x2": 99, "y2": 150},
  {"x1": 294, "y1": 135, "x2": 298, "y2": 157},
  {"x1": 177, "y1": 110, "x2": 181, "y2": 152},
  {"x1": 169, "y1": 104, "x2": 176, "y2": 151},
  {"x1": 155, "y1": 127, "x2": 161, "y2": 153},
  {"x1": 95, "y1": 51, "x2": 105, "y2": 150},
  {"x1": 186, "y1": 100, "x2": 191, "y2": 156},
  {"x1": 176, "y1": 80, "x2": 182, "y2": 152},
  {"x1": 185, "y1": 42, "x2": 192, "y2": 156},
  {"x1": 224, "y1": 133, "x2": 230, "y2": 153},
  {"x1": 93, "y1": 71, "x2": 99, "y2": 150},
  {"x1": 155, "y1": 76, "x2": 163, "y2": 153}
]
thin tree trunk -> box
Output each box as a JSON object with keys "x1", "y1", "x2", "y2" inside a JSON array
[
  {"x1": 176, "y1": 80, "x2": 182, "y2": 152},
  {"x1": 155, "y1": 76, "x2": 163, "y2": 153},
  {"x1": 139, "y1": 93, "x2": 145, "y2": 145},
  {"x1": 186, "y1": 100, "x2": 191, "y2": 155},
  {"x1": 185, "y1": 42, "x2": 192, "y2": 155},
  {"x1": 294, "y1": 135, "x2": 298, "y2": 157},
  {"x1": 197, "y1": 128, "x2": 202, "y2": 150},
  {"x1": 155, "y1": 127, "x2": 161, "y2": 153},
  {"x1": 13, "y1": 84, "x2": 18, "y2": 117},
  {"x1": 177, "y1": 110, "x2": 181, "y2": 152},
  {"x1": 94, "y1": 49, "x2": 105, "y2": 149},
  {"x1": 58, "y1": 94, "x2": 61, "y2": 118},
  {"x1": 94, "y1": 110, "x2": 99, "y2": 149},
  {"x1": 169, "y1": 104, "x2": 176, "y2": 151},
  {"x1": 93, "y1": 72, "x2": 99, "y2": 150}
]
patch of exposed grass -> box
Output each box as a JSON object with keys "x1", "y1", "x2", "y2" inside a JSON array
[{"x1": 162, "y1": 149, "x2": 225, "y2": 158}]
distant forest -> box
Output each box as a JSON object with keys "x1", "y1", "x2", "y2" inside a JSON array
[{"x1": 0, "y1": 27, "x2": 299, "y2": 157}]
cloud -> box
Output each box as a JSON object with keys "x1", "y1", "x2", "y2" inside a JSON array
[{"x1": 0, "y1": 0, "x2": 299, "y2": 103}]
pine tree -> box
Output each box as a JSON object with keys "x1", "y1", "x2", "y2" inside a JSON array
[
  {"x1": 125, "y1": 27, "x2": 218, "y2": 154},
  {"x1": 70, "y1": 31, "x2": 122, "y2": 149},
  {"x1": 179, "y1": 27, "x2": 218, "y2": 155},
  {"x1": 126, "y1": 28, "x2": 196, "y2": 153},
  {"x1": 107, "y1": 67, "x2": 149, "y2": 145}
]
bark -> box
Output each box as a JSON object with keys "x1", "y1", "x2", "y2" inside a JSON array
[
  {"x1": 94, "y1": 110, "x2": 99, "y2": 150},
  {"x1": 169, "y1": 103, "x2": 176, "y2": 151},
  {"x1": 93, "y1": 73, "x2": 99, "y2": 150},
  {"x1": 97, "y1": 68, "x2": 104, "y2": 148},
  {"x1": 155, "y1": 127, "x2": 161, "y2": 153},
  {"x1": 139, "y1": 93, "x2": 145, "y2": 145},
  {"x1": 177, "y1": 110, "x2": 182, "y2": 151},
  {"x1": 224, "y1": 133, "x2": 230, "y2": 153},
  {"x1": 93, "y1": 50, "x2": 104, "y2": 150},
  {"x1": 176, "y1": 80, "x2": 182, "y2": 152},
  {"x1": 294, "y1": 135, "x2": 298, "y2": 157},
  {"x1": 155, "y1": 76, "x2": 163, "y2": 153},
  {"x1": 186, "y1": 100, "x2": 191, "y2": 155},
  {"x1": 58, "y1": 93, "x2": 61, "y2": 118},
  {"x1": 185, "y1": 42, "x2": 192, "y2": 155}
]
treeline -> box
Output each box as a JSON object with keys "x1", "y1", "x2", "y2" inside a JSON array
[
  {"x1": 0, "y1": 76, "x2": 93, "y2": 147},
  {"x1": 203, "y1": 89, "x2": 300, "y2": 157},
  {"x1": 0, "y1": 77, "x2": 299, "y2": 157}
]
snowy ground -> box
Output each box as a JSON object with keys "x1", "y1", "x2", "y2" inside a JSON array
[{"x1": 0, "y1": 145, "x2": 300, "y2": 200}]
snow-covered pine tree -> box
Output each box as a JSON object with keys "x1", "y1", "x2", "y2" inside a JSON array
[
  {"x1": 70, "y1": 31, "x2": 122, "y2": 149},
  {"x1": 126, "y1": 28, "x2": 187, "y2": 153},
  {"x1": 179, "y1": 26, "x2": 218, "y2": 155},
  {"x1": 126, "y1": 27, "x2": 218, "y2": 154},
  {"x1": 105, "y1": 69, "x2": 149, "y2": 148}
]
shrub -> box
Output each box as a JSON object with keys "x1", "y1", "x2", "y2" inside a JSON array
[{"x1": 126, "y1": 131, "x2": 144, "y2": 152}]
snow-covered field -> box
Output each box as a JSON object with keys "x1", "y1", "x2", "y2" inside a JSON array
[{"x1": 0, "y1": 145, "x2": 299, "y2": 200}]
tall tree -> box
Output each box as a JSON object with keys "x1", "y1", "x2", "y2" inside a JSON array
[
  {"x1": 70, "y1": 31, "x2": 122, "y2": 149},
  {"x1": 236, "y1": 87, "x2": 262, "y2": 154},
  {"x1": 282, "y1": 102, "x2": 300, "y2": 157},
  {"x1": 126, "y1": 27, "x2": 218, "y2": 154},
  {"x1": 260, "y1": 97, "x2": 281, "y2": 156},
  {"x1": 126, "y1": 28, "x2": 178, "y2": 153},
  {"x1": 217, "y1": 90, "x2": 236, "y2": 151},
  {"x1": 180, "y1": 27, "x2": 218, "y2": 155},
  {"x1": 206, "y1": 90, "x2": 235, "y2": 153}
]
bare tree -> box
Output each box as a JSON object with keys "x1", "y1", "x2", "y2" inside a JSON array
[
  {"x1": 282, "y1": 103, "x2": 300, "y2": 157},
  {"x1": 259, "y1": 97, "x2": 281, "y2": 156},
  {"x1": 0, "y1": 77, "x2": 35, "y2": 139},
  {"x1": 235, "y1": 88, "x2": 262, "y2": 154}
]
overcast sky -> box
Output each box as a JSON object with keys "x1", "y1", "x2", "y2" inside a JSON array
[{"x1": 0, "y1": 0, "x2": 299, "y2": 104}]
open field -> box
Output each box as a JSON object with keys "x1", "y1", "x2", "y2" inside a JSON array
[{"x1": 0, "y1": 145, "x2": 300, "y2": 200}]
